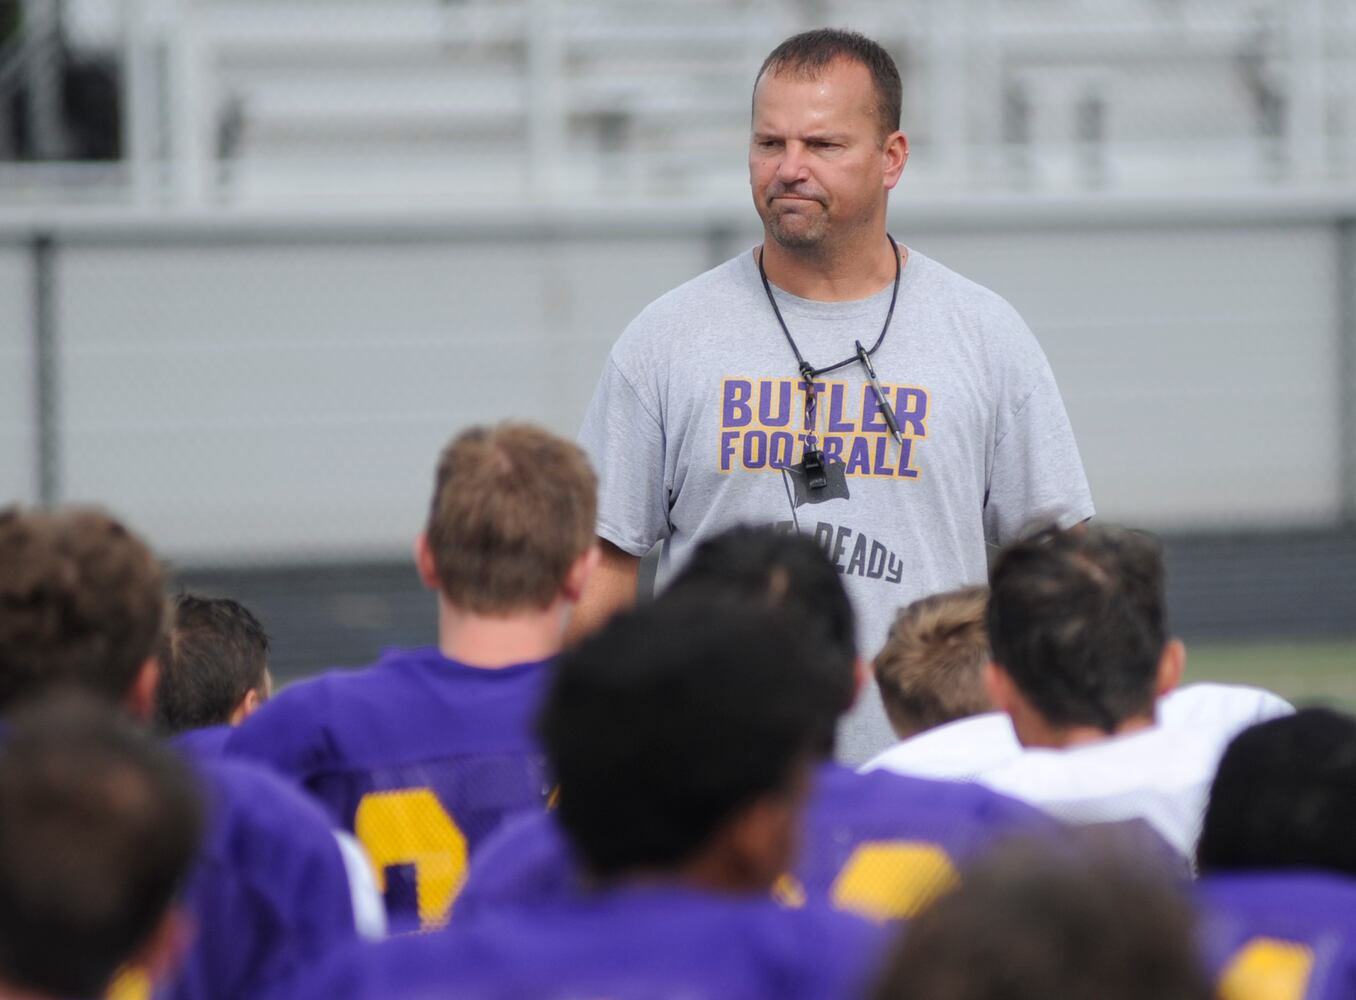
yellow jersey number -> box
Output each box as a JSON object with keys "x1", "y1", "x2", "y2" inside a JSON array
[
  {"x1": 777, "y1": 840, "x2": 961, "y2": 922},
  {"x1": 354, "y1": 788, "x2": 468, "y2": 931},
  {"x1": 1218, "y1": 937, "x2": 1315, "y2": 1000}
]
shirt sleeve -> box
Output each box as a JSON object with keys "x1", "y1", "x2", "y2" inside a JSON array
[
  {"x1": 983, "y1": 335, "x2": 1095, "y2": 546},
  {"x1": 577, "y1": 351, "x2": 670, "y2": 557}
]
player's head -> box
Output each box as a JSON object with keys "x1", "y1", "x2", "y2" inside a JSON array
[
  {"x1": 874, "y1": 585, "x2": 992, "y2": 739},
  {"x1": 750, "y1": 29, "x2": 908, "y2": 253},
  {"x1": 0, "y1": 507, "x2": 166, "y2": 721},
  {"x1": 985, "y1": 524, "x2": 1182, "y2": 746},
  {"x1": 1198, "y1": 708, "x2": 1356, "y2": 876},
  {"x1": 0, "y1": 695, "x2": 203, "y2": 998},
  {"x1": 417, "y1": 422, "x2": 598, "y2": 615},
  {"x1": 539, "y1": 599, "x2": 839, "y2": 891},
  {"x1": 665, "y1": 525, "x2": 857, "y2": 749},
  {"x1": 871, "y1": 846, "x2": 1212, "y2": 1000},
  {"x1": 154, "y1": 594, "x2": 273, "y2": 736}
]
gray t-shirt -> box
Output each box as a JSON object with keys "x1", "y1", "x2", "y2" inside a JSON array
[{"x1": 579, "y1": 247, "x2": 1094, "y2": 763}]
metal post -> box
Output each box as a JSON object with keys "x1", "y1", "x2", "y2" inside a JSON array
[
  {"x1": 1285, "y1": 0, "x2": 1326, "y2": 181},
  {"x1": 21, "y1": 0, "x2": 64, "y2": 161},
  {"x1": 526, "y1": 0, "x2": 564, "y2": 199},
  {"x1": 121, "y1": 0, "x2": 157, "y2": 205},
  {"x1": 929, "y1": 0, "x2": 969, "y2": 184},
  {"x1": 169, "y1": 0, "x2": 209, "y2": 206},
  {"x1": 32, "y1": 234, "x2": 57, "y2": 508},
  {"x1": 1339, "y1": 218, "x2": 1356, "y2": 527}
]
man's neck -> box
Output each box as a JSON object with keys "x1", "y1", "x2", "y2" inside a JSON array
[
  {"x1": 1015, "y1": 713, "x2": 1157, "y2": 751},
  {"x1": 758, "y1": 228, "x2": 901, "y2": 302},
  {"x1": 436, "y1": 598, "x2": 567, "y2": 668}
]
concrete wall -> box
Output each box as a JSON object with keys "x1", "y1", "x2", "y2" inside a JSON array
[{"x1": 2, "y1": 194, "x2": 1353, "y2": 563}]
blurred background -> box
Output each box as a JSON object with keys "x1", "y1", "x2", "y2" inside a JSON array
[{"x1": 0, "y1": 0, "x2": 1352, "y2": 697}]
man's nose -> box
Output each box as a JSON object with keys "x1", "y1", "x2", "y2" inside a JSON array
[{"x1": 776, "y1": 143, "x2": 809, "y2": 183}]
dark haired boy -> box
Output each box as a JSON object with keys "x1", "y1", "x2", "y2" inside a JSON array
[
  {"x1": 973, "y1": 525, "x2": 1291, "y2": 860},
  {"x1": 0, "y1": 506, "x2": 365, "y2": 1000},
  {"x1": 155, "y1": 594, "x2": 273, "y2": 756},
  {"x1": 303, "y1": 601, "x2": 887, "y2": 999},
  {"x1": 0, "y1": 698, "x2": 203, "y2": 1000},
  {"x1": 1194, "y1": 709, "x2": 1356, "y2": 1000},
  {"x1": 457, "y1": 526, "x2": 1053, "y2": 924}
]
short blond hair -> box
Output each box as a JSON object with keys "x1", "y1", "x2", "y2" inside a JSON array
[
  {"x1": 873, "y1": 585, "x2": 992, "y2": 739},
  {"x1": 425, "y1": 423, "x2": 597, "y2": 614}
]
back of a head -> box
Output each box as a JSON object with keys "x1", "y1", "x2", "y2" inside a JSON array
[
  {"x1": 872, "y1": 847, "x2": 1212, "y2": 1000},
  {"x1": 665, "y1": 525, "x2": 857, "y2": 718},
  {"x1": 756, "y1": 28, "x2": 903, "y2": 141},
  {"x1": 539, "y1": 599, "x2": 840, "y2": 882},
  {"x1": 0, "y1": 696, "x2": 203, "y2": 997},
  {"x1": 0, "y1": 507, "x2": 165, "y2": 713},
  {"x1": 1198, "y1": 708, "x2": 1356, "y2": 876},
  {"x1": 425, "y1": 422, "x2": 597, "y2": 614},
  {"x1": 874, "y1": 586, "x2": 992, "y2": 738},
  {"x1": 987, "y1": 525, "x2": 1166, "y2": 733},
  {"x1": 154, "y1": 594, "x2": 271, "y2": 735}
]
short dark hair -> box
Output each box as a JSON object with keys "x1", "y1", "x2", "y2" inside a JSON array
[
  {"x1": 665, "y1": 525, "x2": 857, "y2": 724},
  {"x1": 539, "y1": 600, "x2": 839, "y2": 880},
  {"x1": 755, "y1": 28, "x2": 903, "y2": 141},
  {"x1": 426, "y1": 423, "x2": 597, "y2": 614},
  {"x1": 987, "y1": 525, "x2": 1166, "y2": 732},
  {"x1": 875, "y1": 586, "x2": 992, "y2": 738},
  {"x1": 154, "y1": 594, "x2": 271, "y2": 735},
  {"x1": 1198, "y1": 708, "x2": 1356, "y2": 875},
  {"x1": 0, "y1": 696, "x2": 203, "y2": 997},
  {"x1": 872, "y1": 847, "x2": 1212, "y2": 1000},
  {"x1": 0, "y1": 507, "x2": 166, "y2": 712}
]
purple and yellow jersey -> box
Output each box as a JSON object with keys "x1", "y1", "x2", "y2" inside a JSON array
[
  {"x1": 300, "y1": 885, "x2": 889, "y2": 1000},
  {"x1": 1197, "y1": 872, "x2": 1356, "y2": 1000},
  {"x1": 227, "y1": 647, "x2": 554, "y2": 932},
  {"x1": 164, "y1": 754, "x2": 360, "y2": 1000},
  {"x1": 455, "y1": 763, "x2": 1057, "y2": 923},
  {"x1": 787, "y1": 764, "x2": 1060, "y2": 920},
  {"x1": 169, "y1": 724, "x2": 232, "y2": 760}
]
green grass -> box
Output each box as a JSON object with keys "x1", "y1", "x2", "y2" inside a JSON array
[{"x1": 1185, "y1": 639, "x2": 1356, "y2": 711}]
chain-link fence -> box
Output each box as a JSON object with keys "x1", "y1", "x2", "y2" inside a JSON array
[{"x1": 1, "y1": 0, "x2": 1354, "y2": 676}]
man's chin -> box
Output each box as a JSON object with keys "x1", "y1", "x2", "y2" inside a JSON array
[{"x1": 767, "y1": 222, "x2": 826, "y2": 251}]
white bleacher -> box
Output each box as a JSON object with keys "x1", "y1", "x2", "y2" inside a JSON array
[{"x1": 45, "y1": 0, "x2": 1356, "y2": 207}]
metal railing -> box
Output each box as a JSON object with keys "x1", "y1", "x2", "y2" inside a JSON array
[{"x1": 0, "y1": 0, "x2": 1353, "y2": 209}]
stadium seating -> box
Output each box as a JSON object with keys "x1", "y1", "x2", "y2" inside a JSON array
[{"x1": 35, "y1": 0, "x2": 1355, "y2": 203}]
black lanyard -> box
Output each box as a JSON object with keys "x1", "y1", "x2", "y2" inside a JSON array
[{"x1": 757, "y1": 235, "x2": 905, "y2": 485}]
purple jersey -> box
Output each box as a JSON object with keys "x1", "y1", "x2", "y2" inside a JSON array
[
  {"x1": 1197, "y1": 872, "x2": 1356, "y2": 1000},
  {"x1": 165, "y1": 754, "x2": 359, "y2": 1000},
  {"x1": 789, "y1": 764, "x2": 1059, "y2": 919},
  {"x1": 227, "y1": 647, "x2": 553, "y2": 932},
  {"x1": 297, "y1": 885, "x2": 889, "y2": 1000},
  {"x1": 455, "y1": 763, "x2": 1057, "y2": 922},
  {"x1": 170, "y1": 724, "x2": 232, "y2": 760}
]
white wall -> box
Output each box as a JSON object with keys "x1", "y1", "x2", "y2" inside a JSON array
[
  {"x1": 4, "y1": 200, "x2": 1351, "y2": 562},
  {"x1": 0, "y1": 248, "x2": 34, "y2": 505}
]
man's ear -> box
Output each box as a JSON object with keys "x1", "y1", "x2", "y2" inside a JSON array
[
  {"x1": 849, "y1": 656, "x2": 867, "y2": 709},
  {"x1": 131, "y1": 907, "x2": 193, "y2": 991},
  {"x1": 228, "y1": 687, "x2": 263, "y2": 727},
  {"x1": 413, "y1": 533, "x2": 440, "y2": 592},
  {"x1": 562, "y1": 544, "x2": 602, "y2": 604},
  {"x1": 125, "y1": 657, "x2": 159, "y2": 725},
  {"x1": 883, "y1": 129, "x2": 909, "y2": 190},
  {"x1": 1156, "y1": 639, "x2": 1186, "y2": 697},
  {"x1": 983, "y1": 661, "x2": 1014, "y2": 715},
  {"x1": 724, "y1": 791, "x2": 801, "y2": 892}
]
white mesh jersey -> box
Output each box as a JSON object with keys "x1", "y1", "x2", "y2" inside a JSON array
[{"x1": 861, "y1": 683, "x2": 1294, "y2": 859}]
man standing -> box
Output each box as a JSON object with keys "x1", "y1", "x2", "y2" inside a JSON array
[{"x1": 575, "y1": 28, "x2": 1094, "y2": 761}]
